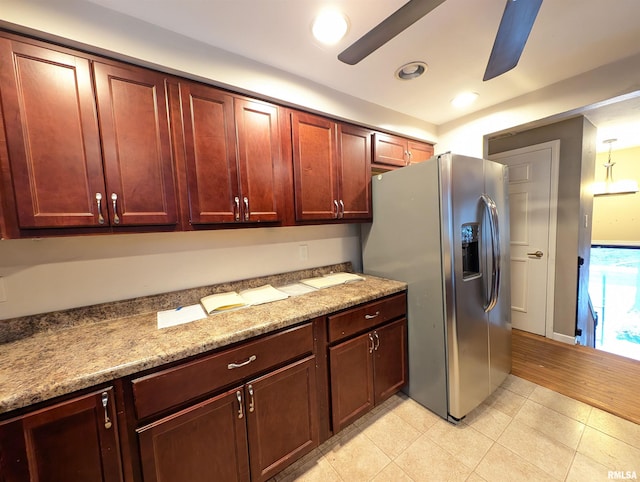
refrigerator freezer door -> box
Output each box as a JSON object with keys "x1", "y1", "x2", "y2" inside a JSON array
[{"x1": 361, "y1": 161, "x2": 449, "y2": 419}]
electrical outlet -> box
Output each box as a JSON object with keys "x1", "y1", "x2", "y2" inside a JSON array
[
  {"x1": 0, "y1": 277, "x2": 6, "y2": 303},
  {"x1": 299, "y1": 244, "x2": 308, "y2": 261}
]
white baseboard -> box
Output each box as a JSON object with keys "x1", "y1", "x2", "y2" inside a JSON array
[{"x1": 552, "y1": 332, "x2": 576, "y2": 345}]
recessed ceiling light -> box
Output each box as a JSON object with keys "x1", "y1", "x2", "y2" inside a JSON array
[
  {"x1": 312, "y1": 10, "x2": 349, "y2": 45},
  {"x1": 395, "y1": 62, "x2": 428, "y2": 80},
  {"x1": 451, "y1": 91, "x2": 479, "y2": 108}
]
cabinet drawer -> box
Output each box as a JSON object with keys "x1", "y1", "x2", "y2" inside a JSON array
[
  {"x1": 132, "y1": 323, "x2": 313, "y2": 420},
  {"x1": 328, "y1": 293, "x2": 406, "y2": 343}
]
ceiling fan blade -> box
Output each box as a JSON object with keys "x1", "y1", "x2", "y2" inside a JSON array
[
  {"x1": 483, "y1": 0, "x2": 543, "y2": 81},
  {"x1": 338, "y1": 0, "x2": 447, "y2": 65}
]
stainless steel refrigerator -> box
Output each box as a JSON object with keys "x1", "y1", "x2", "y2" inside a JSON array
[{"x1": 361, "y1": 152, "x2": 511, "y2": 422}]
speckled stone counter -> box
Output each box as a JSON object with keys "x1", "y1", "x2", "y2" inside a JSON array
[{"x1": 0, "y1": 264, "x2": 406, "y2": 416}]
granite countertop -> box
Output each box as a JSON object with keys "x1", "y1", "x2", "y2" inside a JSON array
[{"x1": 0, "y1": 264, "x2": 406, "y2": 416}]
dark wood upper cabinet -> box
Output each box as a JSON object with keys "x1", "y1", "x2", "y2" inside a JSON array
[
  {"x1": 235, "y1": 98, "x2": 280, "y2": 223},
  {"x1": 373, "y1": 132, "x2": 434, "y2": 171},
  {"x1": 407, "y1": 139, "x2": 435, "y2": 164},
  {"x1": 291, "y1": 111, "x2": 371, "y2": 221},
  {"x1": 179, "y1": 82, "x2": 238, "y2": 224},
  {"x1": 0, "y1": 38, "x2": 106, "y2": 229},
  {"x1": 291, "y1": 111, "x2": 339, "y2": 221},
  {"x1": 337, "y1": 124, "x2": 372, "y2": 220},
  {"x1": 0, "y1": 37, "x2": 178, "y2": 233},
  {"x1": 0, "y1": 387, "x2": 123, "y2": 482},
  {"x1": 93, "y1": 61, "x2": 178, "y2": 227},
  {"x1": 373, "y1": 132, "x2": 409, "y2": 167},
  {"x1": 179, "y1": 81, "x2": 281, "y2": 225}
]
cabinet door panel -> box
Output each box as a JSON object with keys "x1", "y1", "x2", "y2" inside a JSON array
[
  {"x1": 180, "y1": 82, "x2": 239, "y2": 223},
  {"x1": 373, "y1": 132, "x2": 408, "y2": 167},
  {"x1": 0, "y1": 39, "x2": 106, "y2": 228},
  {"x1": 408, "y1": 140, "x2": 434, "y2": 164},
  {"x1": 374, "y1": 318, "x2": 408, "y2": 404},
  {"x1": 0, "y1": 387, "x2": 122, "y2": 482},
  {"x1": 138, "y1": 388, "x2": 250, "y2": 482},
  {"x1": 236, "y1": 99, "x2": 280, "y2": 222},
  {"x1": 329, "y1": 334, "x2": 374, "y2": 433},
  {"x1": 246, "y1": 356, "x2": 318, "y2": 482},
  {"x1": 93, "y1": 62, "x2": 177, "y2": 226},
  {"x1": 337, "y1": 124, "x2": 371, "y2": 220},
  {"x1": 291, "y1": 112, "x2": 338, "y2": 221}
]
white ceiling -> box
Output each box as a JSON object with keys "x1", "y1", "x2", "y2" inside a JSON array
[{"x1": 83, "y1": 0, "x2": 640, "y2": 150}]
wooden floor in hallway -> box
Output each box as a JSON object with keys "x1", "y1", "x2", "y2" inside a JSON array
[{"x1": 511, "y1": 328, "x2": 640, "y2": 425}]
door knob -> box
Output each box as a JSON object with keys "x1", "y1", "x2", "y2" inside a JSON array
[{"x1": 527, "y1": 250, "x2": 544, "y2": 258}]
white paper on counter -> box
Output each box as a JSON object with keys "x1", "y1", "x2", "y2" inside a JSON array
[
  {"x1": 277, "y1": 282, "x2": 318, "y2": 297},
  {"x1": 157, "y1": 304, "x2": 207, "y2": 329}
]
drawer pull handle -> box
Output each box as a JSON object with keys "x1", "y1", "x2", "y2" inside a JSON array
[
  {"x1": 236, "y1": 390, "x2": 244, "y2": 419},
  {"x1": 368, "y1": 333, "x2": 375, "y2": 354},
  {"x1": 101, "y1": 391, "x2": 112, "y2": 429},
  {"x1": 373, "y1": 331, "x2": 380, "y2": 351},
  {"x1": 244, "y1": 196, "x2": 250, "y2": 221},
  {"x1": 248, "y1": 384, "x2": 255, "y2": 413},
  {"x1": 365, "y1": 311, "x2": 380, "y2": 319},
  {"x1": 228, "y1": 355, "x2": 257, "y2": 370}
]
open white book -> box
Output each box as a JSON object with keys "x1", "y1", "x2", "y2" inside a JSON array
[
  {"x1": 200, "y1": 284, "x2": 289, "y2": 314},
  {"x1": 300, "y1": 272, "x2": 365, "y2": 289}
]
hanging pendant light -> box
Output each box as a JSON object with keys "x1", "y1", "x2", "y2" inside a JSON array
[{"x1": 593, "y1": 139, "x2": 639, "y2": 196}]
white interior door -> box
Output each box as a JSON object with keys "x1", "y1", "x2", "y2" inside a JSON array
[{"x1": 490, "y1": 141, "x2": 559, "y2": 337}]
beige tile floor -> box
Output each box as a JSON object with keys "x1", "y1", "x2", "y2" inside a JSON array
[{"x1": 271, "y1": 375, "x2": 640, "y2": 482}]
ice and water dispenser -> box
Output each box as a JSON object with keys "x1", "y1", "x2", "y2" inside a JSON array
[{"x1": 461, "y1": 223, "x2": 480, "y2": 279}]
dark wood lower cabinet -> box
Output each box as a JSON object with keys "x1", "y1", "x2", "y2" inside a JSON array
[
  {"x1": 329, "y1": 317, "x2": 408, "y2": 433},
  {"x1": 136, "y1": 356, "x2": 318, "y2": 482},
  {"x1": 0, "y1": 294, "x2": 406, "y2": 482},
  {"x1": 329, "y1": 332, "x2": 374, "y2": 431},
  {"x1": 373, "y1": 318, "x2": 409, "y2": 403},
  {"x1": 247, "y1": 356, "x2": 318, "y2": 482},
  {"x1": 137, "y1": 388, "x2": 250, "y2": 482},
  {"x1": 0, "y1": 387, "x2": 122, "y2": 482}
]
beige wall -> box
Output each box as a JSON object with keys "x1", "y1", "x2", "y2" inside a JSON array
[
  {"x1": 591, "y1": 146, "x2": 640, "y2": 244},
  {"x1": 0, "y1": 225, "x2": 361, "y2": 320}
]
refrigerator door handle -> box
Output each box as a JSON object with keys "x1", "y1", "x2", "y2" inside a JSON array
[{"x1": 481, "y1": 194, "x2": 501, "y2": 312}]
